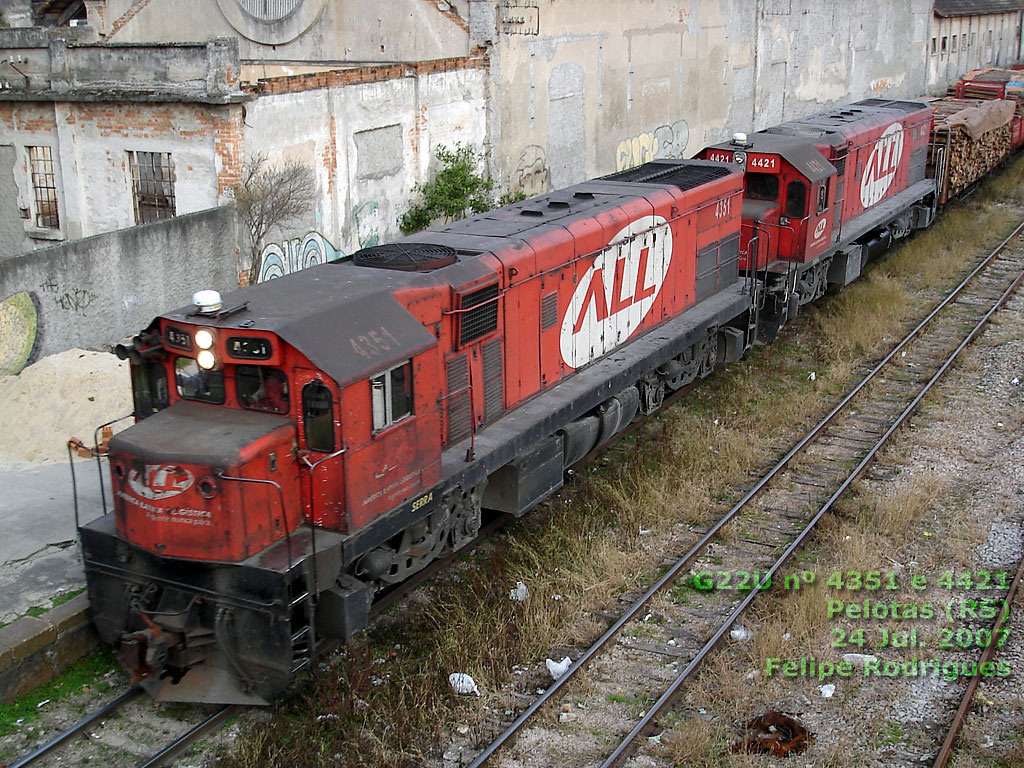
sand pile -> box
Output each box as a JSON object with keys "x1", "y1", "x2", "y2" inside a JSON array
[{"x1": 0, "y1": 349, "x2": 132, "y2": 467}]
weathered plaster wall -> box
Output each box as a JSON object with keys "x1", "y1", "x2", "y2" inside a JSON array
[
  {"x1": 0, "y1": 206, "x2": 242, "y2": 374},
  {"x1": 243, "y1": 60, "x2": 489, "y2": 270},
  {"x1": 480, "y1": 0, "x2": 933, "y2": 194},
  {"x1": 0, "y1": 100, "x2": 243, "y2": 251},
  {"x1": 95, "y1": 0, "x2": 470, "y2": 66},
  {"x1": 927, "y1": 12, "x2": 1024, "y2": 94}
]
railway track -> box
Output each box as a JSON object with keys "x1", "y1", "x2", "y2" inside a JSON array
[
  {"x1": 4, "y1": 686, "x2": 237, "y2": 768},
  {"x1": 458, "y1": 220, "x2": 1024, "y2": 767}
]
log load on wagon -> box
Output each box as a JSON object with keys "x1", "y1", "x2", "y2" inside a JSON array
[{"x1": 928, "y1": 97, "x2": 1017, "y2": 204}]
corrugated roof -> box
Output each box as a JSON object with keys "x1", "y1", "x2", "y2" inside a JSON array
[{"x1": 934, "y1": 0, "x2": 1023, "y2": 18}]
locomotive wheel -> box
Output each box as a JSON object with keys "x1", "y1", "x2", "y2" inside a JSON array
[
  {"x1": 444, "y1": 481, "x2": 484, "y2": 552},
  {"x1": 698, "y1": 331, "x2": 718, "y2": 378},
  {"x1": 637, "y1": 373, "x2": 665, "y2": 415}
]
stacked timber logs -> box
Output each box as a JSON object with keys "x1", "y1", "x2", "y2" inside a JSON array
[{"x1": 928, "y1": 97, "x2": 1016, "y2": 204}]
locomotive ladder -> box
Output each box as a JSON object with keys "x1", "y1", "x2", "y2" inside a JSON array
[{"x1": 288, "y1": 566, "x2": 316, "y2": 674}]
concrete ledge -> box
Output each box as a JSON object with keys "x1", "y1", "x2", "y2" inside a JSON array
[{"x1": 0, "y1": 594, "x2": 99, "y2": 704}]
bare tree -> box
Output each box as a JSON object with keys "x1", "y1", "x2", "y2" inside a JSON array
[{"x1": 234, "y1": 153, "x2": 316, "y2": 284}]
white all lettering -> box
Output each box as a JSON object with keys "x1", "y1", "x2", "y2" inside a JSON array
[
  {"x1": 560, "y1": 217, "x2": 672, "y2": 369},
  {"x1": 860, "y1": 123, "x2": 904, "y2": 209}
]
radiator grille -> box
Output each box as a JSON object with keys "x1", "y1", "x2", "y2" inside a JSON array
[
  {"x1": 481, "y1": 338, "x2": 503, "y2": 424},
  {"x1": 445, "y1": 355, "x2": 471, "y2": 446},
  {"x1": 602, "y1": 162, "x2": 731, "y2": 191},
  {"x1": 541, "y1": 292, "x2": 559, "y2": 330},
  {"x1": 459, "y1": 283, "x2": 499, "y2": 345}
]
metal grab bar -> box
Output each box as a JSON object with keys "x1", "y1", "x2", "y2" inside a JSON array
[
  {"x1": 216, "y1": 473, "x2": 292, "y2": 573},
  {"x1": 90, "y1": 414, "x2": 134, "y2": 516},
  {"x1": 299, "y1": 446, "x2": 348, "y2": 596}
]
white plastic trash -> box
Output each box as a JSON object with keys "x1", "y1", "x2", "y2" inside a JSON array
[
  {"x1": 545, "y1": 657, "x2": 572, "y2": 680},
  {"x1": 819, "y1": 683, "x2": 836, "y2": 698},
  {"x1": 509, "y1": 581, "x2": 530, "y2": 602},
  {"x1": 448, "y1": 673, "x2": 481, "y2": 696}
]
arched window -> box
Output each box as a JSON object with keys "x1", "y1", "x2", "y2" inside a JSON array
[{"x1": 302, "y1": 381, "x2": 335, "y2": 452}]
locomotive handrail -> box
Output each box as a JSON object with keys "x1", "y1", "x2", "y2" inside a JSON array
[
  {"x1": 299, "y1": 445, "x2": 348, "y2": 598},
  {"x1": 90, "y1": 413, "x2": 134, "y2": 516},
  {"x1": 215, "y1": 473, "x2": 294, "y2": 574}
]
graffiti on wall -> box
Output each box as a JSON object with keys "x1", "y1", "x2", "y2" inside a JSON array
[
  {"x1": 512, "y1": 145, "x2": 551, "y2": 198},
  {"x1": 615, "y1": 119, "x2": 690, "y2": 172},
  {"x1": 39, "y1": 278, "x2": 96, "y2": 314},
  {"x1": 258, "y1": 231, "x2": 344, "y2": 283},
  {"x1": 0, "y1": 291, "x2": 40, "y2": 376},
  {"x1": 353, "y1": 201, "x2": 383, "y2": 249}
]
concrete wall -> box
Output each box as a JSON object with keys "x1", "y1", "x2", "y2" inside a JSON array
[
  {"x1": 243, "y1": 57, "x2": 489, "y2": 268},
  {"x1": 0, "y1": 33, "x2": 243, "y2": 103},
  {"x1": 89, "y1": 0, "x2": 471, "y2": 67},
  {"x1": 476, "y1": 0, "x2": 933, "y2": 194},
  {"x1": 927, "y1": 12, "x2": 1024, "y2": 94},
  {"x1": 0, "y1": 205, "x2": 242, "y2": 375}
]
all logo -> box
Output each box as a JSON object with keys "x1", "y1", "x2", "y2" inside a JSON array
[
  {"x1": 860, "y1": 122, "x2": 904, "y2": 209},
  {"x1": 813, "y1": 218, "x2": 827, "y2": 239},
  {"x1": 127, "y1": 464, "x2": 194, "y2": 500},
  {"x1": 560, "y1": 216, "x2": 672, "y2": 369}
]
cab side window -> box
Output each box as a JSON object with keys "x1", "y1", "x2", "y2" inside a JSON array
[
  {"x1": 816, "y1": 183, "x2": 828, "y2": 215},
  {"x1": 131, "y1": 360, "x2": 169, "y2": 418},
  {"x1": 785, "y1": 181, "x2": 808, "y2": 218},
  {"x1": 371, "y1": 360, "x2": 413, "y2": 433},
  {"x1": 302, "y1": 381, "x2": 335, "y2": 452}
]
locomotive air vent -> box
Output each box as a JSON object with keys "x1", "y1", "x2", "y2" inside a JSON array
[
  {"x1": 603, "y1": 161, "x2": 732, "y2": 192},
  {"x1": 351, "y1": 243, "x2": 458, "y2": 272}
]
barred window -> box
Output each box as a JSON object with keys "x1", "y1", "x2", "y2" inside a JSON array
[
  {"x1": 28, "y1": 146, "x2": 59, "y2": 229},
  {"x1": 128, "y1": 151, "x2": 176, "y2": 224}
]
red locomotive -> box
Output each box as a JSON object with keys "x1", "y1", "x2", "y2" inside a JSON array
[
  {"x1": 80, "y1": 95, "x2": 1008, "y2": 704},
  {"x1": 85, "y1": 158, "x2": 754, "y2": 704},
  {"x1": 699, "y1": 99, "x2": 936, "y2": 333}
]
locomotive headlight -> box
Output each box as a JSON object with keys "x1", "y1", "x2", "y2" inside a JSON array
[
  {"x1": 195, "y1": 329, "x2": 215, "y2": 350},
  {"x1": 197, "y1": 349, "x2": 217, "y2": 370}
]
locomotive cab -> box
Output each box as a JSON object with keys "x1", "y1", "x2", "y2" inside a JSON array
[{"x1": 700, "y1": 134, "x2": 837, "y2": 273}]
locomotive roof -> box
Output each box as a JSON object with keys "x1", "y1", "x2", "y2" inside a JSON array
[
  {"x1": 705, "y1": 133, "x2": 836, "y2": 183},
  {"x1": 762, "y1": 100, "x2": 930, "y2": 147},
  {"x1": 162, "y1": 160, "x2": 739, "y2": 386},
  {"x1": 164, "y1": 264, "x2": 440, "y2": 387}
]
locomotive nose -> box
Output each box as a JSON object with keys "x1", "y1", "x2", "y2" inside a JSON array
[{"x1": 108, "y1": 401, "x2": 301, "y2": 562}]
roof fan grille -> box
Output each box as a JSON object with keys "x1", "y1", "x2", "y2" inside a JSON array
[
  {"x1": 603, "y1": 162, "x2": 731, "y2": 191},
  {"x1": 351, "y1": 242, "x2": 458, "y2": 272}
]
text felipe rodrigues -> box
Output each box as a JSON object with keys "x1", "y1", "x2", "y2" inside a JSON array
[{"x1": 765, "y1": 656, "x2": 1012, "y2": 682}]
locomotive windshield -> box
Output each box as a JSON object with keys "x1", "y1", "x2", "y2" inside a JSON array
[
  {"x1": 237, "y1": 365, "x2": 289, "y2": 414},
  {"x1": 746, "y1": 172, "x2": 779, "y2": 201},
  {"x1": 174, "y1": 357, "x2": 225, "y2": 404}
]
